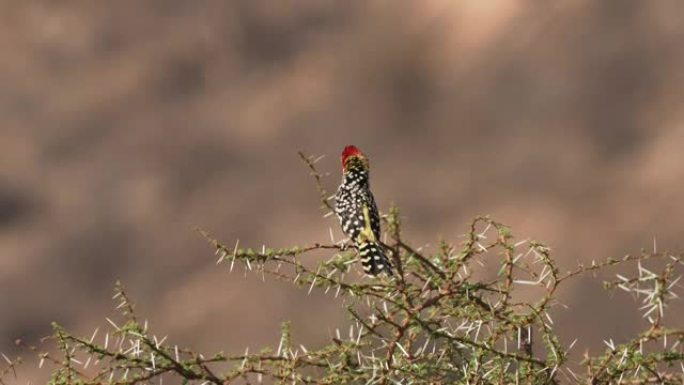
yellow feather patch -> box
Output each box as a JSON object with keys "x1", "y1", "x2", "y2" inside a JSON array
[{"x1": 359, "y1": 205, "x2": 377, "y2": 242}]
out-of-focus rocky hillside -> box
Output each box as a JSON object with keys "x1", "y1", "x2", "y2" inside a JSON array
[{"x1": 1, "y1": 1, "x2": 683, "y2": 382}]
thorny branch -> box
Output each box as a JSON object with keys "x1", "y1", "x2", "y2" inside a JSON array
[{"x1": 17, "y1": 151, "x2": 684, "y2": 385}]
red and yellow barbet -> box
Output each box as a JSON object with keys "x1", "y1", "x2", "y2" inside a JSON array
[{"x1": 334, "y1": 145, "x2": 393, "y2": 276}]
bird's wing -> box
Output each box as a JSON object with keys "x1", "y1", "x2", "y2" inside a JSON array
[{"x1": 368, "y1": 195, "x2": 381, "y2": 241}]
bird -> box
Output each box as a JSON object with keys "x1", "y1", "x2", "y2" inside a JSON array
[{"x1": 334, "y1": 145, "x2": 393, "y2": 276}]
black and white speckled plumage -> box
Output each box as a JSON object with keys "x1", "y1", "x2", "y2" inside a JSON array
[{"x1": 334, "y1": 150, "x2": 392, "y2": 276}]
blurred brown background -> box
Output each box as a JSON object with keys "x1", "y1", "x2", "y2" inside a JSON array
[{"x1": 1, "y1": 1, "x2": 684, "y2": 383}]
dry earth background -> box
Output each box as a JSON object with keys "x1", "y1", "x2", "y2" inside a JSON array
[{"x1": 1, "y1": 1, "x2": 684, "y2": 383}]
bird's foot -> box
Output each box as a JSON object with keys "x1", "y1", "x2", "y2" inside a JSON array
[{"x1": 337, "y1": 239, "x2": 354, "y2": 251}]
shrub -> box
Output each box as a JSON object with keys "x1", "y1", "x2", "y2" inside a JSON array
[{"x1": 7, "y1": 152, "x2": 684, "y2": 384}]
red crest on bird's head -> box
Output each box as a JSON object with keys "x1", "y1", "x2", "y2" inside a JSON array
[{"x1": 341, "y1": 145, "x2": 366, "y2": 170}]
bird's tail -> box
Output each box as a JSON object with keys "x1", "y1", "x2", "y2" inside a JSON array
[{"x1": 358, "y1": 240, "x2": 393, "y2": 276}]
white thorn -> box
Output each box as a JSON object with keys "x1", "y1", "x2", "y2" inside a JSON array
[
  {"x1": 89, "y1": 328, "x2": 99, "y2": 343},
  {"x1": 105, "y1": 318, "x2": 120, "y2": 331}
]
